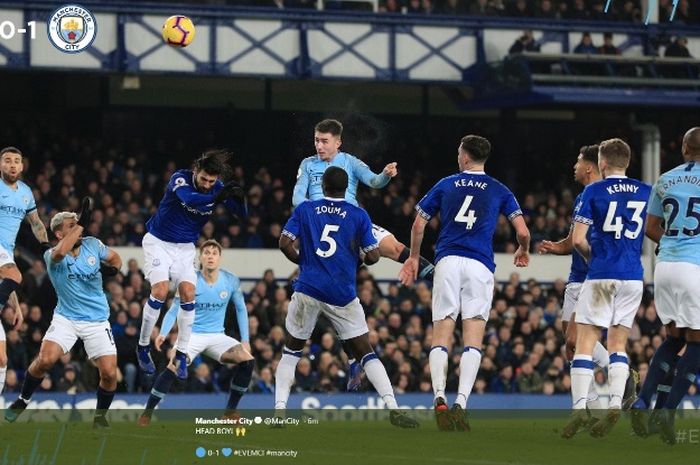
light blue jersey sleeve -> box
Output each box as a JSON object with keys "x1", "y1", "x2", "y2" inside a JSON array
[
  {"x1": 350, "y1": 156, "x2": 391, "y2": 189},
  {"x1": 160, "y1": 297, "x2": 180, "y2": 336},
  {"x1": 228, "y1": 275, "x2": 249, "y2": 342},
  {"x1": 292, "y1": 158, "x2": 311, "y2": 208},
  {"x1": 647, "y1": 180, "x2": 664, "y2": 218}
]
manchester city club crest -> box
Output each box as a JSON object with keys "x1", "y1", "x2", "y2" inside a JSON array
[
  {"x1": 219, "y1": 291, "x2": 229, "y2": 300},
  {"x1": 47, "y1": 4, "x2": 97, "y2": 53},
  {"x1": 87, "y1": 256, "x2": 96, "y2": 266}
]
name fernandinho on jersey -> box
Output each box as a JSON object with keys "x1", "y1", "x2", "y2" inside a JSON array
[
  {"x1": 606, "y1": 183, "x2": 640, "y2": 195},
  {"x1": 454, "y1": 178, "x2": 488, "y2": 190},
  {"x1": 658, "y1": 175, "x2": 700, "y2": 197},
  {"x1": 315, "y1": 205, "x2": 347, "y2": 218}
]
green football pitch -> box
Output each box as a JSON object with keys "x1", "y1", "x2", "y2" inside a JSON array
[{"x1": 1, "y1": 410, "x2": 698, "y2": 465}]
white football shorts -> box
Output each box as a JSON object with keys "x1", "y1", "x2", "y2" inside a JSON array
[
  {"x1": 44, "y1": 313, "x2": 116, "y2": 360},
  {"x1": 654, "y1": 261, "x2": 700, "y2": 329},
  {"x1": 432, "y1": 255, "x2": 494, "y2": 322},
  {"x1": 0, "y1": 243, "x2": 15, "y2": 268},
  {"x1": 142, "y1": 232, "x2": 197, "y2": 286},
  {"x1": 286, "y1": 292, "x2": 368, "y2": 341},
  {"x1": 574, "y1": 279, "x2": 643, "y2": 329},
  {"x1": 562, "y1": 282, "x2": 583, "y2": 323},
  {"x1": 186, "y1": 332, "x2": 240, "y2": 364}
]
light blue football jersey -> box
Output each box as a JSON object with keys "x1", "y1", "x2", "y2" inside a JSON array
[
  {"x1": 0, "y1": 179, "x2": 36, "y2": 251},
  {"x1": 575, "y1": 176, "x2": 651, "y2": 280},
  {"x1": 160, "y1": 270, "x2": 249, "y2": 340},
  {"x1": 292, "y1": 152, "x2": 391, "y2": 208},
  {"x1": 44, "y1": 236, "x2": 110, "y2": 322},
  {"x1": 648, "y1": 161, "x2": 700, "y2": 267}
]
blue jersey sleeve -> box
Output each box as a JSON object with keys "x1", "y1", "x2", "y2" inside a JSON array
[
  {"x1": 357, "y1": 209, "x2": 379, "y2": 253},
  {"x1": 169, "y1": 172, "x2": 216, "y2": 210},
  {"x1": 415, "y1": 181, "x2": 443, "y2": 220},
  {"x1": 647, "y1": 180, "x2": 664, "y2": 218},
  {"x1": 500, "y1": 189, "x2": 523, "y2": 221},
  {"x1": 350, "y1": 156, "x2": 390, "y2": 189},
  {"x1": 282, "y1": 206, "x2": 302, "y2": 240},
  {"x1": 160, "y1": 297, "x2": 180, "y2": 336},
  {"x1": 292, "y1": 159, "x2": 311, "y2": 208},
  {"x1": 223, "y1": 197, "x2": 247, "y2": 218},
  {"x1": 574, "y1": 185, "x2": 594, "y2": 225},
  {"x1": 229, "y1": 276, "x2": 249, "y2": 342}
]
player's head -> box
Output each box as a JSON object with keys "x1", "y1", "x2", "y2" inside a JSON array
[
  {"x1": 50, "y1": 212, "x2": 82, "y2": 248},
  {"x1": 0, "y1": 146, "x2": 24, "y2": 184},
  {"x1": 598, "y1": 138, "x2": 631, "y2": 177},
  {"x1": 573, "y1": 144, "x2": 600, "y2": 185},
  {"x1": 682, "y1": 127, "x2": 700, "y2": 161},
  {"x1": 199, "y1": 239, "x2": 222, "y2": 272},
  {"x1": 322, "y1": 166, "x2": 348, "y2": 198},
  {"x1": 314, "y1": 119, "x2": 343, "y2": 161},
  {"x1": 192, "y1": 150, "x2": 230, "y2": 193},
  {"x1": 458, "y1": 135, "x2": 491, "y2": 170}
]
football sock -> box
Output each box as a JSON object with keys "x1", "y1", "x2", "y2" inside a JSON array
[
  {"x1": 608, "y1": 352, "x2": 629, "y2": 409},
  {"x1": 0, "y1": 278, "x2": 19, "y2": 308},
  {"x1": 571, "y1": 354, "x2": 594, "y2": 410},
  {"x1": 654, "y1": 357, "x2": 679, "y2": 409},
  {"x1": 592, "y1": 341, "x2": 609, "y2": 368},
  {"x1": 175, "y1": 301, "x2": 195, "y2": 352},
  {"x1": 397, "y1": 248, "x2": 435, "y2": 281},
  {"x1": 361, "y1": 353, "x2": 398, "y2": 409},
  {"x1": 638, "y1": 336, "x2": 685, "y2": 406},
  {"x1": 429, "y1": 346, "x2": 448, "y2": 401},
  {"x1": 274, "y1": 348, "x2": 301, "y2": 410},
  {"x1": 586, "y1": 375, "x2": 602, "y2": 411},
  {"x1": 0, "y1": 367, "x2": 6, "y2": 394},
  {"x1": 19, "y1": 372, "x2": 43, "y2": 402},
  {"x1": 455, "y1": 346, "x2": 481, "y2": 409},
  {"x1": 139, "y1": 296, "x2": 164, "y2": 346},
  {"x1": 96, "y1": 386, "x2": 115, "y2": 414},
  {"x1": 663, "y1": 341, "x2": 700, "y2": 409},
  {"x1": 145, "y1": 369, "x2": 177, "y2": 413},
  {"x1": 227, "y1": 360, "x2": 253, "y2": 410}
]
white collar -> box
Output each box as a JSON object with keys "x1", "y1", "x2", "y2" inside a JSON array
[
  {"x1": 606, "y1": 175, "x2": 628, "y2": 179},
  {"x1": 462, "y1": 170, "x2": 486, "y2": 174},
  {"x1": 324, "y1": 196, "x2": 345, "y2": 201}
]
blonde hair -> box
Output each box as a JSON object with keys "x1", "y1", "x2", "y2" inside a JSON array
[
  {"x1": 50, "y1": 211, "x2": 79, "y2": 232},
  {"x1": 599, "y1": 138, "x2": 631, "y2": 169}
]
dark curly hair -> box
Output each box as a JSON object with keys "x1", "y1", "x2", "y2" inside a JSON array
[{"x1": 193, "y1": 149, "x2": 231, "y2": 178}]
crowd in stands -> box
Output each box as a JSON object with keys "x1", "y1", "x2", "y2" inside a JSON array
[{"x1": 1, "y1": 122, "x2": 694, "y2": 398}]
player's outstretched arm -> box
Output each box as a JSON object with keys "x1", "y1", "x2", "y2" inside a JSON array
[
  {"x1": 511, "y1": 215, "x2": 531, "y2": 267},
  {"x1": 571, "y1": 222, "x2": 591, "y2": 263},
  {"x1": 279, "y1": 234, "x2": 300, "y2": 264},
  {"x1": 25, "y1": 210, "x2": 49, "y2": 245},
  {"x1": 645, "y1": 214, "x2": 664, "y2": 243},
  {"x1": 399, "y1": 215, "x2": 428, "y2": 286},
  {"x1": 353, "y1": 156, "x2": 396, "y2": 189},
  {"x1": 537, "y1": 234, "x2": 573, "y2": 256},
  {"x1": 50, "y1": 224, "x2": 84, "y2": 263},
  {"x1": 230, "y1": 282, "x2": 251, "y2": 353},
  {"x1": 171, "y1": 175, "x2": 217, "y2": 210}
]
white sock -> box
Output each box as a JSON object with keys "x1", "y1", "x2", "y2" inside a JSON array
[
  {"x1": 608, "y1": 352, "x2": 629, "y2": 409},
  {"x1": 455, "y1": 347, "x2": 481, "y2": 409},
  {"x1": 571, "y1": 354, "x2": 594, "y2": 410},
  {"x1": 586, "y1": 375, "x2": 602, "y2": 410},
  {"x1": 0, "y1": 367, "x2": 6, "y2": 394},
  {"x1": 361, "y1": 355, "x2": 398, "y2": 409},
  {"x1": 139, "y1": 296, "x2": 164, "y2": 346},
  {"x1": 175, "y1": 303, "x2": 195, "y2": 352},
  {"x1": 429, "y1": 346, "x2": 448, "y2": 401},
  {"x1": 274, "y1": 349, "x2": 301, "y2": 410},
  {"x1": 592, "y1": 341, "x2": 609, "y2": 368}
]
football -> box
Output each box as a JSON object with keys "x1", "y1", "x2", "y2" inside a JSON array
[{"x1": 162, "y1": 15, "x2": 195, "y2": 47}]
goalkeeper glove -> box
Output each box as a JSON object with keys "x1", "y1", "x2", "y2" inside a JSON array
[{"x1": 77, "y1": 196, "x2": 94, "y2": 229}]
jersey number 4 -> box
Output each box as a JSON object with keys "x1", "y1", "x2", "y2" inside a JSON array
[
  {"x1": 316, "y1": 225, "x2": 339, "y2": 258},
  {"x1": 603, "y1": 201, "x2": 645, "y2": 239},
  {"x1": 455, "y1": 195, "x2": 477, "y2": 230}
]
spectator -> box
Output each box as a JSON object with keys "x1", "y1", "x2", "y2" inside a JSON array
[
  {"x1": 598, "y1": 32, "x2": 620, "y2": 55},
  {"x1": 509, "y1": 30, "x2": 541, "y2": 54},
  {"x1": 516, "y1": 362, "x2": 544, "y2": 393},
  {"x1": 573, "y1": 32, "x2": 597, "y2": 54}
]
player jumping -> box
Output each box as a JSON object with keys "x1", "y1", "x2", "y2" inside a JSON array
[{"x1": 137, "y1": 151, "x2": 246, "y2": 380}]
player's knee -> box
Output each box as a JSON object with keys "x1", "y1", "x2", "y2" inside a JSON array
[
  {"x1": 100, "y1": 369, "x2": 117, "y2": 386},
  {"x1": 150, "y1": 282, "x2": 168, "y2": 300},
  {"x1": 35, "y1": 354, "x2": 54, "y2": 371},
  {"x1": 178, "y1": 283, "x2": 196, "y2": 302}
]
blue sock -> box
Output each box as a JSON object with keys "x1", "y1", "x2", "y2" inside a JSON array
[
  {"x1": 0, "y1": 278, "x2": 20, "y2": 308},
  {"x1": 663, "y1": 342, "x2": 700, "y2": 409},
  {"x1": 227, "y1": 360, "x2": 253, "y2": 410},
  {"x1": 638, "y1": 336, "x2": 684, "y2": 406},
  {"x1": 145, "y1": 369, "x2": 177, "y2": 412},
  {"x1": 654, "y1": 355, "x2": 679, "y2": 409},
  {"x1": 96, "y1": 387, "x2": 115, "y2": 413}
]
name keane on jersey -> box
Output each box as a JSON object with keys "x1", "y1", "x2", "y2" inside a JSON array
[
  {"x1": 658, "y1": 175, "x2": 700, "y2": 197},
  {"x1": 454, "y1": 179, "x2": 488, "y2": 190},
  {"x1": 606, "y1": 183, "x2": 640, "y2": 195},
  {"x1": 315, "y1": 205, "x2": 347, "y2": 218}
]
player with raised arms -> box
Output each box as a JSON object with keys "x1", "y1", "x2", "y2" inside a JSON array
[
  {"x1": 564, "y1": 138, "x2": 651, "y2": 438},
  {"x1": 0, "y1": 146, "x2": 50, "y2": 395},
  {"x1": 631, "y1": 127, "x2": 700, "y2": 444},
  {"x1": 277, "y1": 166, "x2": 419, "y2": 429},
  {"x1": 399, "y1": 135, "x2": 530, "y2": 431},
  {"x1": 138, "y1": 239, "x2": 254, "y2": 425},
  {"x1": 137, "y1": 151, "x2": 246, "y2": 380},
  {"x1": 5, "y1": 205, "x2": 123, "y2": 428},
  {"x1": 293, "y1": 119, "x2": 436, "y2": 390}
]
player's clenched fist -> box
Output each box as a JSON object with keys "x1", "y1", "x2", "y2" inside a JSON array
[{"x1": 383, "y1": 162, "x2": 398, "y2": 177}]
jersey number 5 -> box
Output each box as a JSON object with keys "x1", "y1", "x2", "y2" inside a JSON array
[
  {"x1": 316, "y1": 225, "x2": 340, "y2": 258},
  {"x1": 455, "y1": 195, "x2": 478, "y2": 230},
  {"x1": 603, "y1": 201, "x2": 645, "y2": 239}
]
